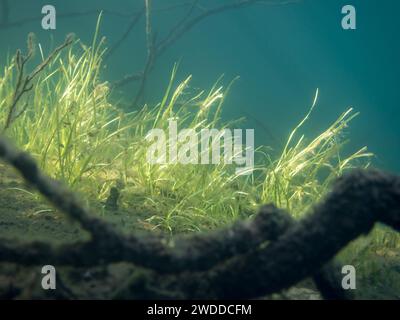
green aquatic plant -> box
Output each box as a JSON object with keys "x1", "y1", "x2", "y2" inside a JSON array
[
  {"x1": 113, "y1": 67, "x2": 254, "y2": 233},
  {"x1": 0, "y1": 15, "x2": 131, "y2": 202},
  {"x1": 260, "y1": 89, "x2": 373, "y2": 217},
  {"x1": 0, "y1": 23, "x2": 372, "y2": 233}
]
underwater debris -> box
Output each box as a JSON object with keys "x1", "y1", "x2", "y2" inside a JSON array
[
  {"x1": 104, "y1": 187, "x2": 120, "y2": 211},
  {"x1": 0, "y1": 137, "x2": 399, "y2": 299}
]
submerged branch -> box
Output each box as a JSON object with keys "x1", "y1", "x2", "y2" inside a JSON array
[
  {"x1": 0, "y1": 1, "x2": 298, "y2": 107},
  {"x1": 3, "y1": 34, "x2": 73, "y2": 130},
  {"x1": 156, "y1": 0, "x2": 297, "y2": 56},
  {"x1": 0, "y1": 135, "x2": 296, "y2": 272},
  {"x1": 114, "y1": 0, "x2": 298, "y2": 106},
  {"x1": 131, "y1": 0, "x2": 156, "y2": 107},
  {"x1": 104, "y1": 8, "x2": 145, "y2": 62},
  {"x1": 0, "y1": 137, "x2": 399, "y2": 299}
]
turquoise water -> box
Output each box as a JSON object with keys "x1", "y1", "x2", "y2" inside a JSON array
[{"x1": 1, "y1": 0, "x2": 399, "y2": 172}]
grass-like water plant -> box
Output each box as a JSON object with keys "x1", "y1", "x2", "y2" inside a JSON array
[
  {"x1": 0, "y1": 20, "x2": 373, "y2": 234},
  {"x1": 260, "y1": 89, "x2": 372, "y2": 217}
]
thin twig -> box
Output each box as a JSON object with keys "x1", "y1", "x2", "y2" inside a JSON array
[
  {"x1": 104, "y1": 7, "x2": 145, "y2": 62},
  {"x1": 3, "y1": 34, "x2": 73, "y2": 130},
  {"x1": 132, "y1": 0, "x2": 156, "y2": 107},
  {"x1": 114, "y1": 0, "x2": 298, "y2": 105},
  {"x1": 157, "y1": 0, "x2": 297, "y2": 56}
]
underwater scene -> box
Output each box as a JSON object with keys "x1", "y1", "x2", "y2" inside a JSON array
[{"x1": 0, "y1": 0, "x2": 399, "y2": 302}]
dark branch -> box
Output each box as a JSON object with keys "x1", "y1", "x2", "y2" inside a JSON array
[
  {"x1": 0, "y1": 137, "x2": 295, "y2": 272},
  {"x1": 113, "y1": 0, "x2": 298, "y2": 103},
  {"x1": 0, "y1": 136, "x2": 399, "y2": 299}
]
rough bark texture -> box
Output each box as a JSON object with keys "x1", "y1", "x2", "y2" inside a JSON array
[{"x1": 0, "y1": 136, "x2": 399, "y2": 299}]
